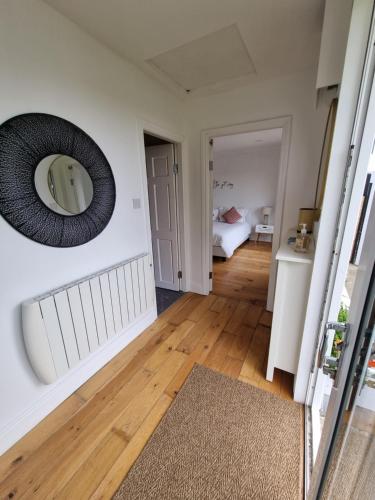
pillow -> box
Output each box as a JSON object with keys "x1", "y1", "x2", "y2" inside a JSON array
[
  {"x1": 218, "y1": 207, "x2": 228, "y2": 222},
  {"x1": 212, "y1": 208, "x2": 219, "y2": 221},
  {"x1": 236, "y1": 208, "x2": 248, "y2": 223},
  {"x1": 223, "y1": 206, "x2": 241, "y2": 224}
]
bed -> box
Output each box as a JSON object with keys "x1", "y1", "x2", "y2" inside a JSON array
[{"x1": 212, "y1": 220, "x2": 251, "y2": 258}]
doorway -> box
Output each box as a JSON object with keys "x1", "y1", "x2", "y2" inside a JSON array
[
  {"x1": 143, "y1": 132, "x2": 185, "y2": 315},
  {"x1": 201, "y1": 116, "x2": 291, "y2": 311},
  {"x1": 210, "y1": 129, "x2": 283, "y2": 306}
]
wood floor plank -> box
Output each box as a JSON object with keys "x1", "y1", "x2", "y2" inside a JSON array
[
  {"x1": 143, "y1": 320, "x2": 195, "y2": 372},
  {"x1": 168, "y1": 294, "x2": 206, "y2": 325},
  {"x1": 176, "y1": 310, "x2": 217, "y2": 355},
  {"x1": 91, "y1": 394, "x2": 173, "y2": 500},
  {"x1": 221, "y1": 356, "x2": 244, "y2": 379},
  {"x1": 55, "y1": 428, "x2": 128, "y2": 500},
  {"x1": 228, "y1": 325, "x2": 253, "y2": 361},
  {"x1": 0, "y1": 394, "x2": 84, "y2": 482},
  {"x1": 224, "y1": 300, "x2": 250, "y2": 334},
  {"x1": 112, "y1": 351, "x2": 186, "y2": 439},
  {"x1": 204, "y1": 332, "x2": 236, "y2": 372},
  {"x1": 210, "y1": 296, "x2": 228, "y2": 313},
  {"x1": 243, "y1": 302, "x2": 263, "y2": 329},
  {"x1": 239, "y1": 324, "x2": 269, "y2": 387},
  {"x1": 164, "y1": 334, "x2": 219, "y2": 399},
  {"x1": 76, "y1": 325, "x2": 158, "y2": 401},
  {"x1": 187, "y1": 294, "x2": 218, "y2": 322},
  {"x1": 164, "y1": 300, "x2": 237, "y2": 398}
]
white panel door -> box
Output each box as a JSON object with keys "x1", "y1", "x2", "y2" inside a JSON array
[{"x1": 146, "y1": 144, "x2": 179, "y2": 291}]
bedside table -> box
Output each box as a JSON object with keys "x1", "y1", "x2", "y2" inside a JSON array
[{"x1": 255, "y1": 224, "x2": 274, "y2": 242}]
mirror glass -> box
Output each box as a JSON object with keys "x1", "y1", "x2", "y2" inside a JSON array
[{"x1": 34, "y1": 155, "x2": 94, "y2": 215}]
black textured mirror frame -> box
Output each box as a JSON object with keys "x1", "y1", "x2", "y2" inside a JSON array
[{"x1": 0, "y1": 113, "x2": 116, "y2": 247}]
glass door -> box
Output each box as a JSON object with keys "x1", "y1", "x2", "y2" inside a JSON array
[
  {"x1": 318, "y1": 267, "x2": 375, "y2": 499},
  {"x1": 310, "y1": 153, "x2": 375, "y2": 469},
  {"x1": 307, "y1": 5, "x2": 375, "y2": 494},
  {"x1": 308, "y1": 195, "x2": 375, "y2": 498}
]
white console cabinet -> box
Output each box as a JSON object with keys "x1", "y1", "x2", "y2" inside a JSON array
[{"x1": 266, "y1": 241, "x2": 314, "y2": 386}]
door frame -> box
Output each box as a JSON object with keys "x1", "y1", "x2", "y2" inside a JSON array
[
  {"x1": 294, "y1": 0, "x2": 375, "y2": 405},
  {"x1": 302, "y1": 1, "x2": 375, "y2": 494},
  {"x1": 200, "y1": 116, "x2": 292, "y2": 311},
  {"x1": 137, "y1": 119, "x2": 188, "y2": 292}
]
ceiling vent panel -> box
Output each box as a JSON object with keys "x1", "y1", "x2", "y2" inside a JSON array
[{"x1": 147, "y1": 24, "x2": 255, "y2": 91}]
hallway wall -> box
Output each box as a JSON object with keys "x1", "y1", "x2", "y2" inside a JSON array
[
  {"x1": 185, "y1": 70, "x2": 331, "y2": 292},
  {"x1": 0, "y1": 0, "x2": 186, "y2": 452}
]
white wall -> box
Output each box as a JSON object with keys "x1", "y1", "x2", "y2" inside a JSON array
[
  {"x1": 213, "y1": 143, "x2": 281, "y2": 237},
  {"x1": 0, "y1": 0, "x2": 185, "y2": 452},
  {"x1": 186, "y1": 70, "x2": 330, "y2": 292}
]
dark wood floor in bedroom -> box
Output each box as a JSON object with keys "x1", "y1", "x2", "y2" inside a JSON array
[{"x1": 0, "y1": 239, "x2": 293, "y2": 500}]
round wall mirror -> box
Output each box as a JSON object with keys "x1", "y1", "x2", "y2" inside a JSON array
[
  {"x1": 35, "y1": 154, "x2": 94, "y2": 216},
  {"x1": 0, "y1": 113, "x2": 116, "y2": 247}
]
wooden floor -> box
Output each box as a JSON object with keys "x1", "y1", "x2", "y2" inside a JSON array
[
  {"x1": 0, "y1": 241, "x2": 293, "y2": 499},
  {"x1": 213, "y1": 240, "x2": 272, "y2": 302}
]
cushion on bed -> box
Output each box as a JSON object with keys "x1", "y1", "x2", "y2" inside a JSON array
[
  {"x1": 213, "y1": 208, "x2": 219, "y2": 221},
  {"x1": 218, "y1": 207, "x2": 248, "y2": 223},
  {"x1": 223, "y1": 207, "x2": 241, "y2": 224},
  {"x1": 236, "y1": 208, "x2": 248, "y2": 223},
  {"x1": 218, "y1": 207, "x2": 228, "y2": 222}
]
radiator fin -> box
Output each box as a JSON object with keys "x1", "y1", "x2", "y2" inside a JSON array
[
  {"x1": 89, "y1": 276, "x2": 107, "y2": 345},
  {"x1": 79, "y1": 281, "x2": 99, "y2": 352},
  {"x1": 39, "y1": 296, "x2": 69, "y2": 377},
  {"x1": 67, "y1": 286, "x2": 90, "y2": 359},
  {"x1": 54, "y1": 291, "x2": 80, "y2": 368}
]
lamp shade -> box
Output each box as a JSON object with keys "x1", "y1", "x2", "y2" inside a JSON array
[{"x1": 262, "y1": 206, "x2": 272, "y2": 216}]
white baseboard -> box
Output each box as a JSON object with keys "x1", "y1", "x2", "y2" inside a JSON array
[{"x1": 0, "y1": 307, "x2": 157, "y2": 455}]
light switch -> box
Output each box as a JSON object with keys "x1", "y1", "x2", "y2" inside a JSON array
[{"x1": 132, "y1": 198, "x2": 141, "y2": 209}]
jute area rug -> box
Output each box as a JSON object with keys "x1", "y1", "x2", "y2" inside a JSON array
[{"x1": 114, "y1": 365, "x2": 303, "y2": 499}]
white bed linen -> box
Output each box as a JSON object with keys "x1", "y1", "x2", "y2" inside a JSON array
[{"x1": 212, "y1": 221, "x2": 250, "y2": 258}]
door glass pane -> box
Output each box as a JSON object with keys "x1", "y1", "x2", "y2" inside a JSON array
[
  {"x1": 311, "y1": 156, "x2": 375, "y2": 464},
  {"x1": 320, "y1": 300, "x2": 375, "y2": 499}
]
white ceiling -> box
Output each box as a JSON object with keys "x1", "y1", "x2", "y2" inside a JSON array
[
  {"x1": 213, "y1": 129, "x2": 283, "y2": 153},
  {"x1": 148, "y1": 24, "x2": 255, "y2": 91},
  {"x1": 44, "y1": 0, "x2": 324, "y2": 97}
]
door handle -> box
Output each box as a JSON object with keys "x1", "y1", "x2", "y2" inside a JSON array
[{"x1": 318, "y1": 322, "x2": 351, "y2": 386}]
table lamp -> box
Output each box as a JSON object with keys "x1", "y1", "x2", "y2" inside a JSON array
[{"x1": 262, "y1": 206, "x2": 272, "y2": 225}]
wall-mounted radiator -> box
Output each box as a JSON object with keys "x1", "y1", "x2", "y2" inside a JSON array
[{"x1": 22, "y1": 253, "x2": 155, "y2": 384}]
